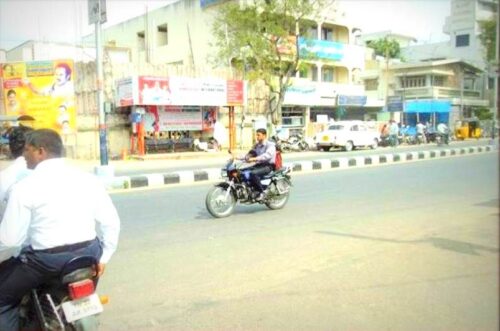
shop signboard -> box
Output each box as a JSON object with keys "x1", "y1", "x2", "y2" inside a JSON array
[
  {"x1": 1, "y1": 60, "x2": 76, "y2": 134},
  {"x1": 387, "y1": 95, "x2": 403, "y2": 112},
  {"x1": 337, "y1": 95, "x2": 367, "y2": 106},
  {"x1": 298, "y1": 38, "x2": 344, "y2": 61}
]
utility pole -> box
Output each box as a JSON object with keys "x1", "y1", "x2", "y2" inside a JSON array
[{"x1": 89, "y1": 0, "x2": 110, "y2": 168}]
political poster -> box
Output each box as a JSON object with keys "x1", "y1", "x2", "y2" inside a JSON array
[{"x1": 1, "y1": 60, "x2": 76, "y2": 134}]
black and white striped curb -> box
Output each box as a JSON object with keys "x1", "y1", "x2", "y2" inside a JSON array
[{"x1": 104, "y1": 145, "x2": 497, "y2": 191}]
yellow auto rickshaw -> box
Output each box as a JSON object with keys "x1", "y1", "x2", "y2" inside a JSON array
[{"x1": 455, "y1": 118, "x2": 482, "y2": 140}]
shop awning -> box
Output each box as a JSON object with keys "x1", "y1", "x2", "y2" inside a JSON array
[{"x1": 405, "y1": 100, "x2": 451, "y2": 113}]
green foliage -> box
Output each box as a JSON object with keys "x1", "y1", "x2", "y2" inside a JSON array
[
  {"x1": 211, "y1": 0, "x2": 328, "y2": 122},
  {"x1": 366, "y1": 37, "x2": 401, "y2": 59},
  {"x1": 479, "y1": 19, "x2": 497, "y2": 62},
  {"x1": 473, "y1": 107, "x2": 494, "y2": 120}
]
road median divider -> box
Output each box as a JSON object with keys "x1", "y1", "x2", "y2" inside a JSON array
[{"x1": 105, "y1": 145, "x2": 497, "y2": 191}]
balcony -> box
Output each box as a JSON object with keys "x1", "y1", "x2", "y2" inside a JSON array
[{"x1": 395, "y1": 86, "x2": 482, "y2": 99}]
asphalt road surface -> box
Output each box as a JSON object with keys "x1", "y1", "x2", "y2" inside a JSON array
[
  {"x1": 99, "y1": 152, "x2": 499, "y2": 331},
  {"x1": 113, "y1": 139, "x2": 491, "y2": 176}
]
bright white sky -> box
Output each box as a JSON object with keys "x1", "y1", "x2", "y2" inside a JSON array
[{"x1": 0, "y1": 0, "x2": 450, "y2": 51}]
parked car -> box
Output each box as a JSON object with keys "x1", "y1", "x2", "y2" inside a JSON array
[{"x1": 315, "y1": 120, "x2": 380, "y2": 152}]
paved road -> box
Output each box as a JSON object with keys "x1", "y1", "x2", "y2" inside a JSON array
[
  {"x1": 99, "y1": 152, "x2": 498, "y2": 330},
  {"x1": 113, "y1": 139, "x2": 493, "y2": 176}
]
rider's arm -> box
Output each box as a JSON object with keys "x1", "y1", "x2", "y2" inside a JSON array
[
  {"x1": 0, "y1": 184, "x2": 30, "y2": 248},
  {"x1": 93, "y1": 178, "x2": 120, "y2": 265}
]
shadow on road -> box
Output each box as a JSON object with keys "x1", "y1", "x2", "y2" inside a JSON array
[{"x1": 316, "y1": 231, "x2": 499, "y2": 256}]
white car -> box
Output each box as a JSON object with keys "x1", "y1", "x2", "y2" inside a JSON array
[{"x1": 315, "y1": 120, "x2": 380, "y2": 152}]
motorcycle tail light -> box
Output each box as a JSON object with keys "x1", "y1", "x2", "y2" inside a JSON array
[{"x1": 68, "y1": 279, "x2": 95, "y2": 300}]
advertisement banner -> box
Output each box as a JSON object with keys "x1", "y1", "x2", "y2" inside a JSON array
[
  {"x1": 116, "y1": 77, "x2": 136, "y2": 107},
  {"x1": 117, "y1": 76, "x2": 245, "y2": 107},
  {"x1": 1, "y1": 60, "x2": 76, "y2": 134},
  {"x1": 226, "y1": 80, "x2": 244, "y2": 105},
  {"x1": 158, "y1": 106, "x2": 202, "y2": 131}
]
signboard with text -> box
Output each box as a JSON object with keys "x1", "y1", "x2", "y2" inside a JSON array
[{"x1": 116, "y1": 76, "x2": 246, "y2": 107}]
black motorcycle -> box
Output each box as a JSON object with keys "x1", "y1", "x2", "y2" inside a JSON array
[
  {"x1": 20, "y1": 256, "x2": 105, "y2": 331},
  {"x1": 205, "y1": 159, "x2": 292, "y2": 218}
]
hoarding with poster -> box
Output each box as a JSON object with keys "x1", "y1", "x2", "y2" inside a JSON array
[
  {"x1": 158, "y1": 106, "x2": 202, "y2": 131},
  {"x1": 1, "y1": 60, "x2": 76, "y2": 134},
  {"x1": 116, "y1": 76, "x2": 246, "y2": 107}
]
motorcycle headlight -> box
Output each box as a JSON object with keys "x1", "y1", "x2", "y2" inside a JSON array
[{"x1": 221, "y1": 170, "x2": 228, "y2": 178}]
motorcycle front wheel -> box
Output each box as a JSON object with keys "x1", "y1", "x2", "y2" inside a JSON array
[
  {"x1": 265, "y1": 180, "x2": 290, "y2": 210},
  {"x1": 206, "y1": 186, "x2": 237, "y2": 218}
]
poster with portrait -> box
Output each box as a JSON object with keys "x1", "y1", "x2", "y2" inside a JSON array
[{"x1": 1, "y1": 60, "x2": 76, "y2": 134}]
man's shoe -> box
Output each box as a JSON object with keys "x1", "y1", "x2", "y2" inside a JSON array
[{"x1": 255, "y1": 192, "x2": 265, "y2": 201}]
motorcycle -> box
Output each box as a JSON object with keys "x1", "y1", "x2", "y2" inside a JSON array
[
  {"x1": 205, "y1": 159, "x2": 292, "y2": 218},
  {"x1": 283, "y1": 134, "x2": 309, "y2": 152},
  {"x1": 436, "y1": 133, "x2": 449, "y2": 146},
  {"x1": 20, "y1": 255, "x2": 106, "y2": 331}
]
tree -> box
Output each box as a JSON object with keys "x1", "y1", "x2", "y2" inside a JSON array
[
  {"x1": 366, "y1": 37, "x2": 402, "y2": 117},
  {"x1": 479, "y1": 19, "x2": 497, "y2": 63},
  {"x1": 366, "y1": 37, "x2": 401, "y2": 59},
  {"x1": 211, "y1": 0, "x2": 329, "y2": 125}
]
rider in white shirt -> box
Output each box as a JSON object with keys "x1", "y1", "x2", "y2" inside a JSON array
[{"x1": 0, "y1": 129, "x2": 120, "y2": 331}]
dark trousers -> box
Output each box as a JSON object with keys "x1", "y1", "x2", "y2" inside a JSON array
[
  {"x1": 0, "y1": 239, "x2": 102, "y2": 331},
  {"x1": 248, "y1": 163, "x2": 274, "y2": 193}
]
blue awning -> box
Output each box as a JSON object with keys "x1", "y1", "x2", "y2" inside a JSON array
[{"x1": 405, "y1": 100, "x2": 451, "y2": 113}]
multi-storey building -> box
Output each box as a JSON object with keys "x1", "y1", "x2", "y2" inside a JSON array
[
  {"x1": 401, "y1": 0, "x2": 498, "y2": 116},
  {"x1": 83, "y1": 0, "x2": 368, "y2": 138}
]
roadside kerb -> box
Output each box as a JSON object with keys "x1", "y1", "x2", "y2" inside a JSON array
[{"x1": 105, "y1": 145, "x2": 496, "y2": 191}]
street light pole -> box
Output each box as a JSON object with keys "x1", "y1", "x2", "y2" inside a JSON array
[{"x1": 95, "y1": 1, "x2": 108, "y2": 166}]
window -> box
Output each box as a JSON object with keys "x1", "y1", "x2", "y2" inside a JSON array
[
  {"x1": 137, "y1": 31, "x2": 145, "y2": 51},
  {"x1": 322, "y1": 67, "x2": 334, "y2": 82},
  {"x1": 488, "y1": 78, "x2": 495, "y2": 90},
  {"x1": 456, "y1": 34, "x2": 469, "y2": 47},
  {"x1": 300, "y1": 25, "x2": 317, "y2": 39},
  {"x1": 401, "y1": 75, "x2": 426, "y2": 88},
  {"x1": 365, "y1": 78, "x2": 378, "y2": 91},
  {"x1": 432, "y1": 76, "x2": 445, "y2": 86},
  {"x1": 321, "y1": 27, "x2": 333, "y2": 41},
  {"x1": 157, "y1": 24, "x2": 168, "y2": 46},
  {"x1": 282, "y1": 107, "x2": 304, "y2": 127}
]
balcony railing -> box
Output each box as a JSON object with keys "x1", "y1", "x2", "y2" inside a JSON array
[{"x1": 395, "y1": 86, "x2": 482, "y2": 99}]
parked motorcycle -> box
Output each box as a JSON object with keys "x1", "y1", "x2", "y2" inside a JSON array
[
  {"x1": 435, "y1": 133, "x2": 449, "y2": 146},
  {"x1": 205, "y1": 159, "x2": 292, "y2": 218},
  {"x1": 20, "y1": 256, "x2": 106, "y2": 331},
  {"x1": 274, "y1": 134, "x2": 309, "y2": 153}
]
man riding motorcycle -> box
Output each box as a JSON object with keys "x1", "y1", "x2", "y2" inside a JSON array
[
  {"x1": 233, "y1": 128, "x2": 276, "y2": 201},
  {"x1": 437, "y1": 122, "x2": 450, "y2": 145}
]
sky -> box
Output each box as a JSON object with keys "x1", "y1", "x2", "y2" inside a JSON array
[{"x1": 0, "y1": 0, "x2": 451, "y2": 51}]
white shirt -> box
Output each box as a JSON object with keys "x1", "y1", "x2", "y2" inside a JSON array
[
  {"x1": 437, "y1": 123, "x2": 448, "y2": 134},
  {"x1": 0, "y1": 156, "x2": 30, "y2": 203},
  {"x1": 0, "y1": 158, "x2": 120, "y2": 263}
]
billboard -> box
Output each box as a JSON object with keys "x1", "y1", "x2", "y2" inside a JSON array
[
  {"x1": 1, "y1": 60, "x2": 76, "y2": 134},
  {"x1": 116, "y1": 76, "x2": 245, "y2": 107}
]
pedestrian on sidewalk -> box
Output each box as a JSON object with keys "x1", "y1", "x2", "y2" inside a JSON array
[{"x1": 389, "y1": 120, "x2": 399, "y2": 147}]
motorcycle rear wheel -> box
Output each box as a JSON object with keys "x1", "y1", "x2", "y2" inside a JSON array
[
  {"x1": 206, "y1": 186, "x2": 236, "y2": 218},
  {"x1": 265, "y1": 181, "x2": 290, "y2": 210},
  {"x1": 71, "y1": 315, "x2": 99, "y2": 331}
]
